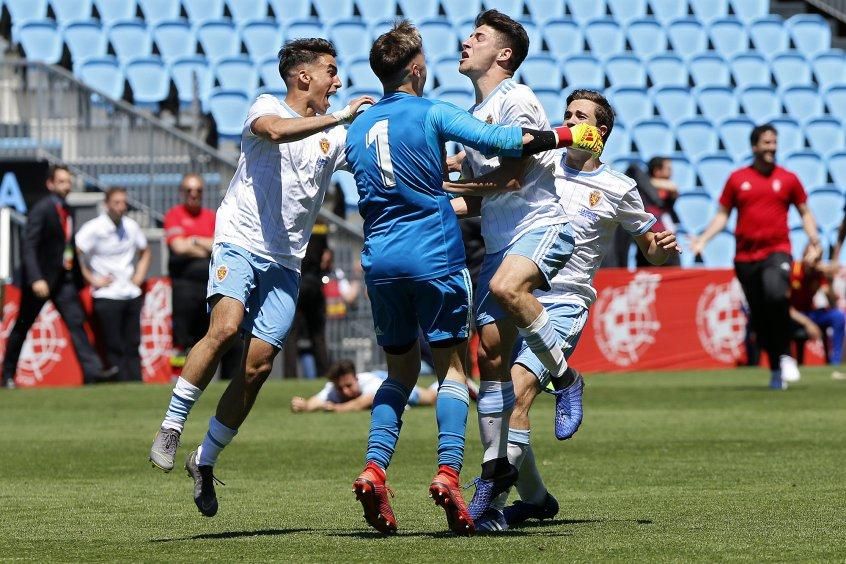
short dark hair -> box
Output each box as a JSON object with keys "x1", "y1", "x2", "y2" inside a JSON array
[
  {"x1": 370, "y1": 20, "x2": 422, "y2": 87},
  {"x1": 104, "y1": 186, "x2": 126, "y2": 201},
  {"x1": 474, "y1": 10, "x2": 529, "y2": 73},
  {"x1": 566, "y1": 89, "x2": 615, "y2": 141},
  {"x1": 750, "y1": 123, "x2": 777, "y2": 146},
  {"x1": 327, "y1": 360, "x2": 356, "y2": 382},
  {"x1": 278, "y1": 38, "x2": 337, "y2": 83},
  {"x1": 647, "y1": 157, "x2": 669, "y2": 176},
  {"x1": 47, "y1": 164, "x2": 70, "y2": 181}
]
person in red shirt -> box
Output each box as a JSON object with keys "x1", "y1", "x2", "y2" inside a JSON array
[{"x1": 692, "y1": 124, "x2": 820, "y2": 389}]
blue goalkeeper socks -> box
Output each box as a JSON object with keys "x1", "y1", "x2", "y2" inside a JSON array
[
  {"x1": 365, "y1": 378, "x2": 410, "y2": 469},
  {"x1": 436, "y1": 379, "x2": 470, "y2": 471}
]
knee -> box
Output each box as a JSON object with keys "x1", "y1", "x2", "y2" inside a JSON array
[
  {"x1": 489, "y1": 275, "x2": 520, "y2": 308},
  {"x1": 207, "y1": 320, "x2": 240, "y2": 350},
  {"x1": 243, "y1": 359, "x2": 272, "y2": 388}
]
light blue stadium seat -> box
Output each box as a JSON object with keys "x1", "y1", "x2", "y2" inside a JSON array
[
  {"x1": 688, "y1": 53, "x2": 730, "y2": 87},
  {"x1": 525, "y1": 0, "x2": 566, "y2": 23},
  {"x1": 534, "y1": 88, "x2": 565, "y2": 123},
  {"x1": 730, "y1": 53, "x2": 771, "y2": 88},
  {"x1": 731, "y1": 0, "x2": 768, "y2": 22},
  {"x1": 215, "y1": 56, "x2": 259, "y2": 96},
  {"x1": 108, "y1": 20, "x2": 152, "y2": 63},
  {"x1": 626, "y1": 18, "x2": 667, "y2": 59},
  {"x1": 648, "y1": 0, "x2": 689, "y2": 24},
  {"x1": 183, "y1": 0, "x2": 225, "y2": 25},
  {"x1": 607, "y1": 0, "x2": 647, "y2": 24},
  {"x1": 258, "y1": 55, "x2": 284, "y2": 89},
  {"x1": 562, "y1": 54, "x2": 605, "y2": 90},
  {"x1": 785, "y1": 150, "x2": 827, "y2": 189},
  {"x1": 152, "y1": 20, "x2": 196, "y2": 63},
  {"x1": 227, "y1": 0, "x2": 269, "y2": 21},
  {"x1": 267, "y1": 0, "x2": 312, "y2": 21},
  {"x1": 675, "y1": 192, "x2": 714, "y2": 234},
  {"x1": 690, "y1": 0, "x2": 728, "y2": 22},
  {"x1": 667, "y1": 18, "x2": 708, "y2": 59},
  {"x1": 419, "y1": 19, "x2": 459, "y2": 62},
  {"x1": 76, "y1": 55, "x2": 124, "y2": 100},
  {"x1": 125, "y1": 55, "x2": 170, "y2": 109},
  {"x1": 824, "y1": 85, "x2": 846, "y2": 123},
  {"x1": 718, "y1": 117, "x2": 754, "y2": 159},
  {"x1": 605, "y1": 54, "x2": 646, "y2": 88},
  {"x1": 94, "y1": 0, "x2": 136, "y2": 26},
  {"x1": 357, "y1": 0, "x2": 396, "y2": 20},
  {"x1": 51, "y1": 0, "x2": 93, "y2": 24},
  {"x1": 6, "y1": 0, "x2": 48, "y2": 34},
  {"x1": 631, "y1": 118, "x2": 674, "y2": 159},
  {"x1": 739, "y1": 85, "x2": 781, "y2": 123},
  {"x1": 602, "y1": 124, "x2": 630, "y2": 161},
  {"x1": 328, "y1": 19, "x2": 370, "y2": 61},
  {"x1": 789, "y1": 227, "x2": 811, "y2": 260},
  {"x1": 543, "y1": 18, "x2": 583, "y2": 58},
  {"x1": 697, "y1": 154, "x2": 734, "y2": 197},
  {"x1": 284, "y1": 18, "x2": 325, "y2": 42},
  {"x1": 647, "y1": 54, "x2": 687, "y2": 87},
  {"x1": 787, "y1": 204, "x2": 802, "y2": 228},
  {"x1": 812, "y1": 50, "x2": 846, "y2": 90},
  {"x1": 781, "y1": 85, "x2": 823, "y2": 123},
  {"x1": 748, "y1": 15, "x2": 790, "y2": 58},
  {"x1": 807, "y1": 186, "x2": 844, "y2": 231},
  {"x1": 805, "y1": 117, "x2": 844, "y2": 158},
  {"x1": 769, "y1": 116, "x2": 804, "y2": 158},
  {"x1": 432, "y1": 87, "x2": 473, "y2": 110},
  {"x1": 566, "y1": 0, "x2": 607, "y2": 22},
  {"x1": 64, "y1": 20, "x2": 108, "y2": 63},
  {"x1": 770, "y1": 52, "x2": 812, "y2": 88},
  {"x1": 370, "y1": 18, "x2": 397, "y2": 41},
  {"x1": 676, "y1": 118, "x2": 719, "y2": 161},
  {"x1": 256, "y1": 85, "x2": 286, "y2": 100},
  {"x1": 519, "y1": 55, "x2": 562, "y2": 89},
  {"x1": 396, "y1": 0, "x2": 438, "y2": 21},
  {"x1": 827, "y1": 151, "x2": 846, "y2": 188},
  {"x1": 701, "y1": 230, "x2": 735, "y2": 267},
  {"x1": 520, "y1": 19, "x2": 543, "y2": 55},
  {"x1": 311, "y1": 0, "x2": 354, "y2": 20},
  {"x1": 343, "y1": 87, "x2": 381, "y2": 106},
  {"x1": 170, "y1": 55, "x2": 213, "y2": 109},
  {"x1": 346, "y1": 56, "x2": 379, "y2": 90},
  {"x1": 669, "y1": 155, "x2": 696, "y2": 191},
  {"x1": 208, "y1": 88, "x2": 250, "y2": 141},
  {"x1": 787, "y1": 14, "x2": 830, "y2": 58},
  {"x1": 18, "y1": 21, "x2": 63, "y2": 64},
  {"x1": 137, "y1": 0, "x2": 180, "y2": 26},
  {"x1": 240, "y1": 20, "x2": 282, "y2": 61},
  {"x1": 441, "y1": 0, "x2": 482, "y2": 23},
  {"x1": 696, "y1": 86, "x2": 738, "y2": 123},
  {"x1": 653, "y1": 86, "x2": 696, "y2": 125},
  {"x1": 709, "y1": 18, "x2": 749, "y2": 59},
  {"x1": 585, "y1": 18, "x2": 624, "y2": 59},
  {"x1": 197, "y1": 20, "x2": 241, "y2": 63},
  {"x1": 610, "y1": 86, "x2": 652, "y2": 127},
  {"x1": 485, "y1": 0, "x2": 526, "y2": 17}
]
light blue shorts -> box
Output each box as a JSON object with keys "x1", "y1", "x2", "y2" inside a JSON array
[
  {"x1": 207, "y1": 242, "x2": 300, "y2": 350},
  {"x1": 513, "y1": 302, "x2": 588, "y2": 389},
  {"x1": 476, "y1": 223, "x2": 575, "y2": 326}
]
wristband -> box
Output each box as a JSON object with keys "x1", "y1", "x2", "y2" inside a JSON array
[
  {"x1": 552, "y1": 126, "x2": 573, "y2": 148},
  {"x1": 331, "y1": 105, "x2": 354, "y2": 124}
]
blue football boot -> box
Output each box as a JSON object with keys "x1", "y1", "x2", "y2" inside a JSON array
[
  {"x1": 467, "y1": 463, "x2": 518, "y2": 521},
  {"x1": 475, "y1": 508, "x2": 508, "y2": 532},
  {"x1": 552, "y1": 369, "x2": 584, "y2": 440}
]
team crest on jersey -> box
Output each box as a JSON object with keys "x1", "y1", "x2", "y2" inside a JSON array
[
  {"x1": 485, "y1": 115, "x2": 493, "y2": 124},
  {"x1": 772, "y1": 179, "x2": 781, "y2": 193},
  {"x1": 216, "y1": 265, "x2": 228, "y2": 282},
  {"x1": 589, "y1": 190, "x2": 602, "y2": 207},
  {"x1": 319, "y1": 137, "x2": 330, "y2": 154}
]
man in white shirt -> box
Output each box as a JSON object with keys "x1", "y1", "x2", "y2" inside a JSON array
[
  {"x1": 147, "y1": 38, "x2": 374, "y2": 518},
  {"x1": 76, "y1": 187, "x2": 151, "y2": 382}
]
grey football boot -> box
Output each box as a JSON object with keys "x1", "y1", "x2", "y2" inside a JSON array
[
  {"x1": 149, "y1": 427, "x2": 181, "y2": 472},
  {"x1": 185, "y1": 449, "x2": 222, "y2": 517}
]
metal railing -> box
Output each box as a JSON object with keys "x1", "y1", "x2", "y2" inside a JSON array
[{"x1": 804, "y1": 0, "x2": 846, "y2": 23}]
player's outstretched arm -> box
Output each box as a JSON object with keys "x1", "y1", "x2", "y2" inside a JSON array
[
  {"x1": 690, "y1": 206, "x2": 730, "y2": 255},
  {"x1": 443, "y1": 157, "x2": 527, "y2": 196},
  {"x1": 635, "y1": 230, "x2": 681, "y2": 266},
  {"x1": 252, "y1": 95, "x2": 375, "y2": 144},
  {"x1": 290, "y1": 395, "x2": 330, "y2": 413},
  {"x1": 326, "y1": 394, "x2": 375, "y2": 412}
]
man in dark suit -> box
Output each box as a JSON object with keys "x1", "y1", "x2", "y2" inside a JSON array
[{"x1": 2, "y1": 164, "x2": 105, "y2": 388}]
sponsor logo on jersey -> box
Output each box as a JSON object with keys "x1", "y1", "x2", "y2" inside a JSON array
[
  {"x1": 589, "y1": 190, "x2": 602, "y2": 207},
  {"x1": 320, "y1": 137, "x2": 330, "y2": 154},
  {"x1": 578, "y1": 207, "x2": 599, "y2": 222},
  {"x1": 216, "y1": 265, "x2": 228, "y2": 282}
]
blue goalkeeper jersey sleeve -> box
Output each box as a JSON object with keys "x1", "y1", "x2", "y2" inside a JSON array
[{"x1": 345, "y1": 91, "x2": 524, "y2": 283}]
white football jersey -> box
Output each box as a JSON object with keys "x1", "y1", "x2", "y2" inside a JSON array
[
  {"x1": 460, "y1": 79, "x2": 565, "y2": 254},
  {"x1": 540, "y1": 154, "x2": 656, "y2": 308},
  {"x1": 315, "y1": 371, "x2": 386, "y2": 403},
  {"x1": 214, "y1": 95, "x2": 347, "y2": 273}
]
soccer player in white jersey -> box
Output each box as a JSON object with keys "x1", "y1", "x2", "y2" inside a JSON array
[
  {"x1": 455, "y1": 10, "x2": 602, "y2": 521},
  {"x1": 147, "y1": 38, "x2": 374, "y2": 518},
  {"x1": 477, "y1": 90, "x2": 681, "y2": 531}
]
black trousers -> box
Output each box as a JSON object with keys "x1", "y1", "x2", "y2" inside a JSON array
[
  {"x1": 735, "y1": 252, "x2": 792, "y2": 369},
  {"x1": 93, "y1": 296, "x2": 143, "y2": 382},
  {"x1": 2, "y1": 278, "x2": 103, "y2": 383}
]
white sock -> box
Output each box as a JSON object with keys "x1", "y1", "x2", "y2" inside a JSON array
[
  {"x1": 196, "y1": 416, "x2": 238, "y2": 467},
  {"x1": 162, "y1": 377, "x2": 203, "y2": 432},
  {"x1": 477, "y1": 380, "x2": 515, "y2": 464},
  {"x1": 518, "y1": 309, "x2": 568, "y2": 378},
  {"x1": 492, "y1": 428, "x2": 531, "y2": 510},
  {"x1": 515, "y1": 445, "x2": 549, "y2": 506}
]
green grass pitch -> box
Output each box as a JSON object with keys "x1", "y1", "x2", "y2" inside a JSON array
[{"x1": 1, "y1": 367, "x2": 844, "y2": 562}]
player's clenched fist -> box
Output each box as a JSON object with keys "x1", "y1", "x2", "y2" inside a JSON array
[{"x1": 569, "y1": 123, "x2": 604, "y2": 158}]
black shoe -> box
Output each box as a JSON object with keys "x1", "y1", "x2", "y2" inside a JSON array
[{"x1": 185, "y1": 449, "x2": 222, "y2": 517}]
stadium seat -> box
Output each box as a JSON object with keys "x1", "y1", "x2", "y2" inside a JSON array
[
  {"x1": 520, "y1": 19, "x2": 544, "y2": 55},
  {"x1": 183, "y1": 0, "x2": 225, "y2": 24},
  {"x1": 611, "y1": 86, "x2": 652, "y2": 127},
  {"x1": 76, "y1": 55, "x2": 124, "y2": 100},
  {"x1": 675, "y1": 192, "x2": 715, "y2": 234},
  {"x1": 626, "y1": 18, "x2": 667, "y2": 59},
  {"x1": 781, "y1": 86, "x2": 823, "y2": 123},
  {"x1": 805, "y1": 117, "x2": 844, "y2": 158},
  {"x1": 605, "y1": 55, "x2": 646, "y2": 88},
  {"x1": 824, "y1": 85, "x2": 846, "y2": 123},
  {"x1": 827, "y1": 151, "x2": 846, "y2": 188},
  {"x1": 787, "y1": 14, "x2": 831, "y2": 58},
  {"x1": 748, "y1": 15, "x2": 790, "y2": 58},
  {"x1": 6, "y1": 0, "x2": 48, "y2": 32},
  {"x1": 718, "y1": 118, "x2": 754, "y2": 159},
  {"x1": 562, "y1": 55, "x2": 604, "y2": 90},
  {"x1": 730, "y1": 53, "x2": 771, "y2": 89},
  {"x1": 328, "y1": 19, "x2": 370, "y2": 62},
  {"x1": 170, "y1": 55, "x2": 213, "y2": 109},
  {"x1": 607, "y1": 0, "x2": 647, "y2": 24},
  {"x1": 519, "y1": 55, "x2": 562, "y2": 89},
  {"x1": 648, "y1": 0, "x2": 688, "y2": 24},
  {"x1": 653, "y1": 86, "x2": 696, "y2": 125},
  {"x1": 455, "y1": 17, "x2": 476, "y2": 45},
  {"x1": 108, "y1": 20, "x2": 152, "y2": 63},
  {"x1": 785, "y1": 151, "x2": 827, "y2": 189},
  {"x1": 731, "y1": 0, "x2": 768, "y2": 22},
  {"x1": 396, "y1": 0, "x2": 438, "y2": 21},
  {"x1": 94, "y1": 0, "x2": 136, "y2": 26},
  {"x1": 285, "y1": 19, "x2": 324, "y2": 42},
  {"x1": 669, "y1": 155, "x2": 696, "y2": 192},
  {"x1": 51, "y1": 0, "x2": 93, "y2": 24},
  {"x1": 688, "y1": 53, "x2": 730, "y2": 87},
  {"x1": 356, "y1": 0, "x2": 396, "y2": 20},
  {"x1": 690, "y1": 0, "x2": 728, "y2": 22},
  {"x1": 646, "y1": 55, "x2": 687, "y2": 88},
  {"x1": 137, "y1": 0, "x2": 180, "y2": 26},
  {"x1": 152, "y1": 20, "x2": 196, "y2": 63},
  {"x1": 812, "y1": 50, "x2": 846, "y2": 90},
  {"x1": 267, "y1": 0, "x2": 312, "y2": 21},
  {"x1": 419, "y1": 19, "x2": 459, "y2": 62},
  {"x1": 525, "y1": 0, "x2": 566, "y2": 23},
  {"x1": 769, "y1": 116, "x2": 804, "y2": 158},
  {"x1": 441, "y1": 0, "x2": 482, "y2": 23},
  {"x1": 125, "y1": 56, "x2": 170, "y2": 109},
  {"x1": 64, "y1": 20, "x2": 108, "y2": 63},
  {"x1": 432, "y1": 87, "x2": 473, "y2": 110},
  {"x1": 534, "y1": 88, "x2": 565, "y2": 123},
  {"x1": 696, "y1": 86, "x2": 738, "y2": 123},
  {"x1": 208, "y1": 88, "x2": 250, "y2": 141},
  {"x1": 311, "y1": 0, "x2": 354, "y2": 20},
  {"x1": 676, "y1": 118, "x2": 719, "y2": 161},
  {"x1": 770, "y1": 52, "x2": 812, "y2": 88},
  {"x1": 787, "y1": 204, "x2": 803, "y2": 228},
  {"x1": 485, "y1": 0, "x2": 526, "y2": 17},
  {"x1": 343, "y1": 87, "x2": 381, "y2": 106},
  {"x1": 215, "y1": 56, "x2": 259, "y2": 96},
  {"x1": 347, "y1": 56, "x2": 381, "y2": 90},
  {"x1": 258, "y1": 55, "x2": 284, "y2": 89},
  {"x1": 807, "y1": 187, "x2": 844, "y2": 231},
  {"x1": 240, "y1": 20, "x2": 282, "y2": 61},
  {"x1": 567, "y1": 0, "x2": 607, "y2": 22},
  {"x1": 584, "y1": 18, "x2": 624, "y2": 60},
  {"x1": 543, "y1": 18, "x2": 584, "y2": 58},
  {"x1": 197, "y1": 20, "x2": 241, "y2": 63},
  {"x1": 17, "y1": 21, "x2": 63, "y2": 64},
  {"x1": 602, "y1": 124, "x2": 630, "y2": 161},
  {"x1": 666, "y1": 17, "x2": 708, "y2": 59},
  {"x1": 739, "y1": 86, "x2": 781, "y2": 123},
  {"x1": 631, "y1": 118, "x2": 674, "y2": 160},
  {"x1": 701, "y1": 230, "x2": 735, "y2": 267},
  {"x1": 789, "y1": 227, "x2": 812, "y2": 260},
  {"x1": 709, "y1": 18, "x2": 749, "y2": 59},
  {"x1": 697, "y1": 154, "x2": 734, "y2": 197},
  {"x1": 227, "y1": 0, "x2": 269, "y2": 21},
  {"x1": 431, "y1": 56, "x2": 463, "y2": 90}
]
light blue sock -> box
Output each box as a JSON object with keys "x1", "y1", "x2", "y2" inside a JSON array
[
  {"x1": 365, "y1": 378, "x2": 410, "y2": 470},
  {"x1": 518, "y1": 309, "x2": 566, "y2": 378},
  {"x1": 197, "y1": 416, "x2": 237, "y2": 467},
  {"x1": 436, "y1": 379, "x2": 470, "y2": 471},
  {"x1": 162, "y1": 377, "x2": 202, "y2": 432}
]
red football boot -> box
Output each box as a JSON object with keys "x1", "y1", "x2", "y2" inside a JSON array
[
  {"x1": 429, "y1": 465, "x2": 475, "y2": 536},
  {"x1": 353, "y1": 461, "x2": 397, "y2": 534}
]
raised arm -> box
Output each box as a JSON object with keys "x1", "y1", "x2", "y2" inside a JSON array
[
  {"x1": 443, "y1": 157, "x2": 527, "y2": 196},
  {"x1": 252, "y1": 96, "x2": 375, "y2": 144}
]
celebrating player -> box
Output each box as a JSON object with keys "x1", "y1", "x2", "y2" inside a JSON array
[
  {"x1": 344, "y1": 20, "x2": 603, "y2": 536},
  {"x1": 147, "y1": 38, "x2": 374, "y2": 517}
]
